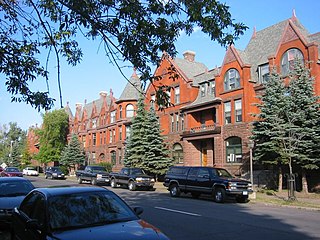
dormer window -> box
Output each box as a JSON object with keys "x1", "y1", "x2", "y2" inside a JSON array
[
  {"x1": 209, "y1": 81, "x2": 216, "y2": 97},
  {"x1": 258, "y1": 64, "x2": 270, "y2": 83},
  {"x1": 200, "y1": 84, "x2": 206, "y2": 97},
  {"x1": 224, "y1": 69, "x2": 240, "y2": 91},
  {"x1": 281, "y1": 48, "x2": 303, "y2": 76}
]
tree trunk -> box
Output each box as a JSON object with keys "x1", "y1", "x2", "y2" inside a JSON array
[
  {"x1": 278, "y1": 166, "x2": 283, "y2": 191},
  {"x1": 301, "y1": 169, "x2": 309, "y2": 194}
]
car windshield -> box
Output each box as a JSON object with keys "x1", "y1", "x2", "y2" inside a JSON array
[
  {"x1": 0, "y1": 181, "x2": 34, "y2": 197},
  {"x1": 51, "y1": 168, "x2": 61, "y2": 172},
  {"x1": 131, "y1": 169, "x2": 145, "y2": 175},
  {"x1": 6, "y1": 167, "x2": 19, "y2": 172},
  {"x1": 27, "y1": 167, "x2": 36, "y2": 171},
  {"x1": 216, "y1": 169, "x2": 233, "y2": 178},
  {"x1": 91, "y1": 166, "x2": 107, "y2": 172},
  {"x1": 48, "y1": 191, "x2": 138, "y2": 231}
]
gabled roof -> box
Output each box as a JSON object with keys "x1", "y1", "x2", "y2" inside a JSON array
[
  {"x1": 174, "y1": 57, "x2": 208, "y2": 80},
  {"x1": 116, "y1": 70, "x2": 142, "y2": 103},
  {"x1": 80, "y1": 93, "x2": 113, "y2": 121}
]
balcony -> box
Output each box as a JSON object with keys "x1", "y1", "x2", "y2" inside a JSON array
[{"x1": 181, "y1": 124, "x2": 221, "y2": 140}]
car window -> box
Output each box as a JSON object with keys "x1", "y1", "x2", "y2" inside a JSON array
[
  {"x1": 20, "y1": 192, "x2": 40, "y2": 217},
  {"x1": 48, "y1": 191, "x2": 138, "y2": 230},
  {"x1": 91, "y1": 166, "x2": 107, "y2": 172},
  {"x1": 198, "y1": 168, "x2": 209, "y2": 178},
  {"x1": 131, "y1": 169, "x2": 144, "y2": 175},
  {"x1": 188, "y1": 168, "x2": 198, "y2": 177},
  {"x1": 216, "y1": 169, "x2": 233, "y2": 178},
  {"x1": 0, "y1": 180, "x2": 34, "y2": 197}
]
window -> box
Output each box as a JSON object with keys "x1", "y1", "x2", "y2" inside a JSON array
[
  {"x1": 110, "y1": 111, "x2": 116, "y2": 123},
  {"x1": 180, "y1": 113, "x2": 184, "y2": 131},
  {"x1": 171, "y1": 114, "x2": 174, "y2": 132},
  {"x1": 119, "y1": 126, "x2": 122, "y2": 140},
  {"x1": 226, "y1": 137, "x2": 242, "y2": 163},
  {"x1": 200, "y1": 84, "x2": 206, "y2": 97},
  {"x1": 176, "y1": 113, "x2": 179, "y2": 132},
  {"x1": 258, "y1": 64, "x2": 270, "y2": 83},
  {"x1": 125, "y1": 125, "x2": 131, "y2": 139},
  {"x1": 111, "y1": 151, "x2": 116, "y2": 165},
  {"x1": 93, "y1": 133, "x2": 96, "y2": 146},
  {"x1": 150, "y1": 94, "x2": 156, "y2": 109},
  {"x1": 174, "y1": 86, "x2": 180, "y2": 104},
  {"x1": 126, "y1": 104, "x2": 134, "y2": 118},
  {"x1": 224, "y1": 101, "x2": 231, "y2": 124},
  {"x1": 109, "y1": 130, "x2": 112, "y2": 143},
  {"x1": 281, "y1": 48, "x2": 303, "y2": 76},
  {"x1": 224, "y1": 69, "x2": 240, "y2": 91},
  {"x1": 235, "y1": 99, "x2": 242, "y2": 123},
  {"x1": 119, "y1": 106, "x2": 123, "y2": 119},
  {"x1": 173, "y1": 143, "x2": 183, "y2": 164},
  {"x1": 118, "y1": 149, "x2": 122, "y2": 164},
  {"x1": 113, "y1": 129, "x2": 116, "y2": 143},
  {"x1": 209, "y1": 81, "x2": 216, "y2": 97}
]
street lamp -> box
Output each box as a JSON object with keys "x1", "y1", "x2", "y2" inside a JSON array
[{"x1": 248, "y1": 140, "x2": 256, "y2": 199}]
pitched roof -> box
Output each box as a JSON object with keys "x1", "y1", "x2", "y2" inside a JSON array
[
  {"x1": 174, "y1": 57, "x2": 208, "y2": 80},
  {"x1": 117, "y1": 70, "x2": 142, "y2": 103}
]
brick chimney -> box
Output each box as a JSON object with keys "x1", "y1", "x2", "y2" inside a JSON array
[
  {"x1": 183, "y1": 50, "x2": 196, "y2": 62},
  {"x1": 99, "y1": 91, "x2": 107, "y2": 98}
]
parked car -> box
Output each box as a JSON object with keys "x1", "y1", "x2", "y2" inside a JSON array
[
  {"x1": 22, "y1": 167, "x2": 39, "y2": 176},
  {"x1": 45, "y1": 166, "x2": 65, "y2": 179},
  {"x1": 0, "y1": 167, "x2": 23, "y2": 177},
  {"x1": 163, "y1": 166, "x2": 253, "y2": 203},
  {"x1": 109, "y1": 167, "x2": 155, "y2": 191},
  {"x1": 76, "y1": 165, "x2": 110, "y2": 185},
  {"x1": 11, "y1": 186, "x2": 170, "y2": 240},
  {"x1": 0, "y1": 177, "x2": 35, "y2": 229}
]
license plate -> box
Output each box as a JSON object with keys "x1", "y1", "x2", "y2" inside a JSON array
[{"x1": 243, "y1": 191, "x2": 248, "y2": 195}]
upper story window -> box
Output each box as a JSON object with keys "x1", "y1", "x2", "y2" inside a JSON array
[
  {"x1": 125, "y1": 125, "x2": 131, "y2": 140},
  {"x1": 224, "y1": 101, "x2": 231, "y2": 124},
  {"x1": 119, "y1": 106, "x2": 122, "y2": 119},
  {"x1": 281, "y1": 48, "x2": 304, "y2": 76},
  {"x1": 200, "y1": 84, "x2": 206, "y2": 97},
  {"x1": 150, "y1": 94, "x2": 155, "y2": 109},
  {"x1": 110, "y1": 110, "x2": 116, "y2": 123},
  {"x1": 258, "y1": 64, "x2": 270, "y2": 83},
  {"x1": 235, "y1": 99, "x2": 242, "y2": 123},
  {"x1": 170, "y1": 114, "x2": 174, "y2": 132},
  {"x1": 209, "y1": 81, "x2": 216, "y2": 97},
  {"x1": 174, "y1": 86, "x2": 180, "y2": 104},
  {"x1": 126, "y1": 104, "x2": 134, "y2": 118},
  {"x1": 92, "y1": 133, "x2": 96, "y2": 146},
  {"x1": 224, "y1": 69, "x2": 240, "y2": 91}
]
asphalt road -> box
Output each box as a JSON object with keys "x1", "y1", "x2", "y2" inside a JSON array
[{"x1": 1, "y1": 176, "x2": 320, "y2": 240}]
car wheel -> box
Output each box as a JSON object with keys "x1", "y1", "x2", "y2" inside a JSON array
[
  {"x1": 169, "y1": 184, "x2": 181, "y2": 197},
  {"x1": 78, "y1": 177, "x2": 82, "y2": 184},
  {"x1": 213, "y1": 188, "x2": 226, "y2": 203},
  {"x1": 91, "y1": 178, "x2": 97, "y2": 185},
  {"x1": 110, "y1": 179, "x2": 117, "y2": 188},
  {"x1": 45, "y1": 174, "x2": 48, "y2": 179},
  {"x1": 128, "y1": 181, "x2": 136, "y2": 191},
  {"x1": 51, "y1": 174, "x2": 54, "y2": 180}
]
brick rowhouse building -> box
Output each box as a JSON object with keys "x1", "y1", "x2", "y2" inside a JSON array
[{"x1": 65, "y1": 13, "x2": 319, "y2": 179}]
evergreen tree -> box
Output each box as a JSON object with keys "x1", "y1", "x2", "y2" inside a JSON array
[
  {"x1": 252, "y1": 62, "x2": 320, "y2": 193},
  {"x1": 60, "y1": 134, "x2": 86, "y2": 173},
  {"x1": 10, "y1": 142, "x2": 21, "y2": 167},
  {"x1": 123, "y1": 96, "x2": 147, "y2": 168},
  {"x1": 144, "y1": 106, "x2": 173, "y2": 177},
  {"x1": 287, "y1": 61, "x2": 320, "y2": 192}
]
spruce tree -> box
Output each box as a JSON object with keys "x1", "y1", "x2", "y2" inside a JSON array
[
  {"x1": 287, "y1": 60, "x2": 320, "y2": 192},
  {"x1": 123, "y1": 96, "x2": 147, "y2": 168},
  {"x1": 144, "y1": 106, "x2": 173, "y2": 177},
  {"x1": 60, "y1": 134, "x2": 86, "y2": 173}
]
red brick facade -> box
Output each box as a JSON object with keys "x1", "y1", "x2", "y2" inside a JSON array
[{"x1": 64, "y1": 15, "x2": 319, "y2": 175}]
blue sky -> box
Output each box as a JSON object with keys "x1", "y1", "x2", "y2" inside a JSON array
[{"x1": 1, "y1": 0, "x2": 320, "y2": 131}]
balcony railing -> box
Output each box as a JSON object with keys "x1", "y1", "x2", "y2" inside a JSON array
[{"x1": 181, "y1": 124, "x2": 221, "y2": 139}]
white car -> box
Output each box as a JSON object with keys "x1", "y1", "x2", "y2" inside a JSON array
[{"x1": 22, "y1": 167, "x2": 39, "y2": 176}]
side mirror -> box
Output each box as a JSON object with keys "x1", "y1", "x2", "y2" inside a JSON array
[{"x1": 133, "y1": 207, "x2": 143, "y2": 216}]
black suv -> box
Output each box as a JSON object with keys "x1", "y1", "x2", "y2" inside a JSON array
[
  {"x1": 163, "y1": 166, "x2": 253, "y2": 203},
  {"x1": 45, "y1": 166, "x2": 65, "y2": 180}
]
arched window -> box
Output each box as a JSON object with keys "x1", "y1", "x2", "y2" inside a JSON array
[
  {"x1": 224, "y1": 69, "x2": 240, "y2": 91},
  {"x1": 281, "y1": 48, "x2": 304, "y2": 76},
  {"x1": 111, "y1": 151, "x2": 116, "y2": 165},
  {"x1": 126, "y1": 104, "x2": 134, "y2": 118},
  {"x1": 225, "y1": 137, "x2": 242, "y2": 163},
  {"x1": 173, "y1": 143, "x2": 183, "y2": 164}
]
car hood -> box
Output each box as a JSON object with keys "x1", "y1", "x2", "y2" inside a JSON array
[
  {"x1": 51, "y1": 220, "x2": 168, "y2": 240},
  {"x1": 0, "y1": 196, "x2": 25, "y2": 209},
  {"x1": 134, "y1": 174, "x2": 153, "y2": 178},
  {"x1": 93, "y1": 171, "x2": 109, "y2": 175}
]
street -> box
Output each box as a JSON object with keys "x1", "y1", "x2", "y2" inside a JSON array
[{"x1": 1, "y1": 176, "x2": 320, "y2": 240}]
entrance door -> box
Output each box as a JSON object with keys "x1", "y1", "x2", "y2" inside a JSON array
[{"x1": 202, "y1": 149, "x2": 207, "y2": 166}]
